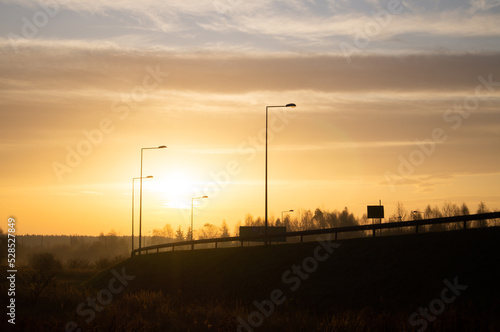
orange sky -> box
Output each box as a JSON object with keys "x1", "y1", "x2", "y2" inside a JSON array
[{"x1": 1, "y1": 1, "x2": 500, "y2": 235}]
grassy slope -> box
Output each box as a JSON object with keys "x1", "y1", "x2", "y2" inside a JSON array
[{"x1": 87, "y1": 227, "x2": 500, "y2": 314}]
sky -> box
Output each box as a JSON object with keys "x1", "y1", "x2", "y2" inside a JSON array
[{"x1": 1, "y1": 0, "x2": 499, "y2": 236}]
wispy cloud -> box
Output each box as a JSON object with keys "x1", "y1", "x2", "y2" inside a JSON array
[{"x1": 2, "y1": 0, "x2": 500, "y2": 54}]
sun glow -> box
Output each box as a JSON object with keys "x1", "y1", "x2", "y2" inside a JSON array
[{"x1": 143, "y1": 170, "x2": 199, "y2": 209}]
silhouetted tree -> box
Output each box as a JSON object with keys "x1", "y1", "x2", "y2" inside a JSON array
[
  {"x1": 339, "y1": 207, "x2": 357, "y2": 228},
  {"x1": 313, "y1": 208, "x2": 328, "y2": 229},
  {"x1": 442, "y1": 202, "x2": 460, "y2": 217},
  {"x1": 66, "y1": 258, "x2": 91, "y2": 270},
  {"x1": 198, "y1": 223, "x2": 219, "y2": 239},
  {"x1": 460, "y1": 202, "x2": 470, "y2": 216},
  {"x1": 395, "y1": 202, "x2": 408, "y2": 221},
  {"x1": 426, "y1": 205, "x2": 445, "y2": 232},
  {"x1": 442, "y1": 202, "x2": 461, "y2": 230},
  {"x1": 244, "y1": 214, "x2": 254, "y2": 226},
  {"x1": 233, "y1": 221, "x2": 241, "y2": 237},
  {"x1": 220, "y1": 220, "x2": 230, "y2": 237},
  {"x1": 326, "y1": 211, "x2": 339, "y2": 228},
  {"x1": 153, "y1": 224, "x2": 174, "y2": 239},
  {"x1": 476, "y1": 201, "x2": 489, "y2": 228},
  {"x1": 301, "y1": 209, "x2": 314, "y2": 230},
  {"x1": 27, "y1": 253, "x2": 62, "y2": 306},
  {"x1": 175, "y1": 226, "x2": 185, "y2": 241},
  {"x1": 410, "y1": 211, "x2": 423, "y2": 220},
  {"x1": 424, "y1": 205, "x2": 433, "y2": 219}
]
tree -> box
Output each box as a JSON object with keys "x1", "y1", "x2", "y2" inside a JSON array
[
  {"x1": 313, "y1": 208, "x2": 328, "y2": 229},
  {"x1": 424, "y1": 205, "x2": 433, "y2": 219},
  {"x1": 476, "y1": 201, "x2": 489, "y2": 228},
  {"x1": 428, "y1": 205, "x2": 445, "y2": 232},
  {"x1": 27, "y1": 253, "x2": 62, "y2": 306},
  {"x1": 153, "y1": 224, "x2": 174, "y2": 239},
  {"x1": 300, "y1": 209, "x2": 314, "y2": 230},
  {"x1": 220, "y1": 220, "x2": 230, "y2": 238},
  {"x1": 268, "y1": 215, "x2": 276, "y2": 227},
  {"x1": 175, "y1": 226, "x2": 184, "y2": 241},
  {"x1": 244, "y1": 214, "x2": 254, "y2": 226},
  {"x1": 197, "y1": 223, "x2": 220, "y2": 240},
  {"x1": 460, "y1": 202, "x2": 470, "y2": 216},
  {"x1": 442, "y1": 202, "x2": 461, "y2": 230},
  {"x1": 395, "y1": 202, "x2": 408, "y2": 221},
  {"x1": 339, "y1": 207, "x2": 357, "y2": 227},
  {"x1": 326, "y1": 211, "x2": 339, "y2": 228},
  {"x1": 233, "y1": 221, "x2": 241, "y2": 237},
  {"x1": 442, "y1": 202, "x2": 460, "y2": 217},
  {"x1": 410, "y1": 210, "x2": 423, "y2": 221},
  {"x1": 284, "y1": 216, "x2": 300, "y2": 231}
]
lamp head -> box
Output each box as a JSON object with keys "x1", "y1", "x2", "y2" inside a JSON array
[
  {"x1": 286, "y1": 103, "x2": 296, "y2": 108},
  {"x1": 158, "y1": 145, "x2": 167, "y2": 149}
]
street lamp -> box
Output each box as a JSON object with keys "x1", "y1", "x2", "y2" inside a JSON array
[
  {"x1": 139, "y1": 145, "x2": 167, "y2": 252},
  {"x1": 132, "y1": 176, "x2": 153, "y2": 254},
  {"x1": 265, "y1": 103, "x2": 296, "y2": 245},
  {"x1": 191, "y1": 195, "x2": 208, "y2": 249}
]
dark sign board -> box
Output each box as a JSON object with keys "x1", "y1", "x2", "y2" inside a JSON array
[
  {"x1": 239, "y1": 226, "x2": 287, "y2": 242},
  {"x1": 367, "y1": 206, "x2": 384, "y2": 219}
]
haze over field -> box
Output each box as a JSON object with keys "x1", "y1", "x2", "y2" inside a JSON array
[{"x1": 1, "y1": 0, "x2": 500, "y2": 235}]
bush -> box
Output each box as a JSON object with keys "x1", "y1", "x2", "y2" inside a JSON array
[
  {"x1": 27, "y1": 253, "x2": 62, "y2": 306},
  {"x1": 66, "y1": 258, "x2": 92, "y2": 270}
]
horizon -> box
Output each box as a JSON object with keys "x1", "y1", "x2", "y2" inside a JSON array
[{"x1": 1, "y1": 0, "x2": 500, "y2": 236}]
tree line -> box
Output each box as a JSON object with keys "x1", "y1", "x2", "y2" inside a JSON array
[{"x1": 148, "y1": 201, "x2": 497, "y2": 244}]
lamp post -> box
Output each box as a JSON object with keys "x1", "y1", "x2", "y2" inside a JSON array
[
  {"x1": 139, "y1": 145, "x2": 167, "y2": 253},
  {"x1": 132, "y1": 176, "x2": 153, "y2": 254},
  {"x1": 191, "y1": 195, "x2": 208, "y2": 249},
  {"x1": 265, "y1": 103, "x2": 296, "y2": 245}
]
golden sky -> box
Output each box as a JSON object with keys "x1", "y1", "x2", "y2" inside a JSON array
[{"x1": 1, "y1": 0, "x2": 500, "y2": 235}]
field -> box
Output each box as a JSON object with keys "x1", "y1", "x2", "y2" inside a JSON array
[{"x1": 3, "y1": 227, "x2": 500, "y2": 331}]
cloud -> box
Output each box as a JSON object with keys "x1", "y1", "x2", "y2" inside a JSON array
[
  {"x1": 2, "y1": 0, "x2": 500, "y2": 54},
  {"x1": 2, "y1": 42, "x2": 500, "y2": 94}
]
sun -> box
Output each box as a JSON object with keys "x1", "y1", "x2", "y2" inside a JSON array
[{"x1": 143, "y1": 170, "x2": 197, "y2": 209}]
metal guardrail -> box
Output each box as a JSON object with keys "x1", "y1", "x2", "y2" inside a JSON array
[{"x1": 131, "y1": 212, "x2": 500, "y2": 256}]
